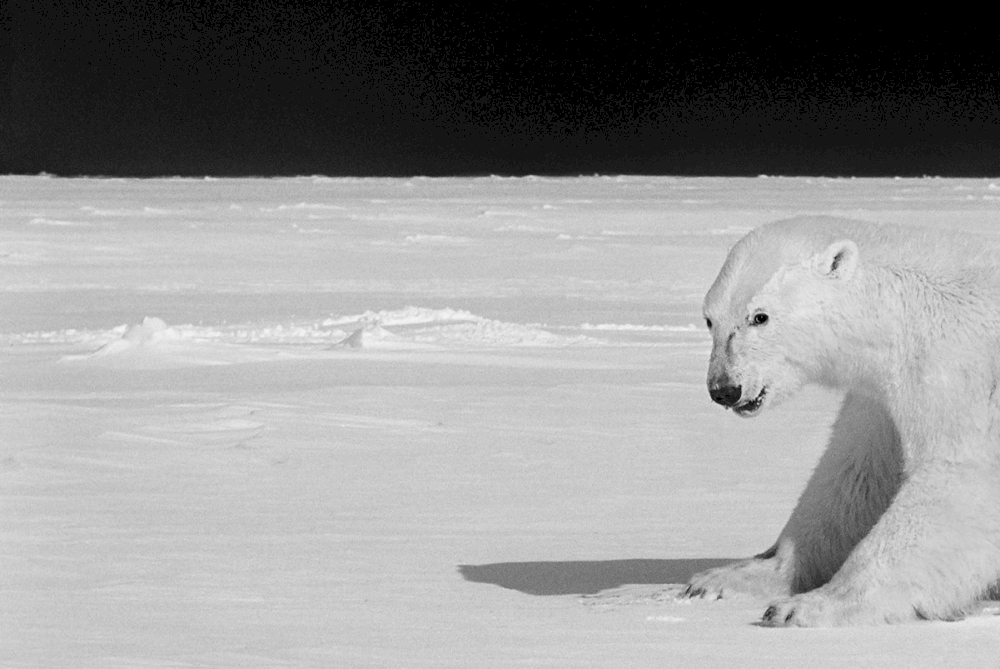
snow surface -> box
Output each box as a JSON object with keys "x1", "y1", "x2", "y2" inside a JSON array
[{"x1": 2, "y1": 176, "x2": 1000, "y2": 666}]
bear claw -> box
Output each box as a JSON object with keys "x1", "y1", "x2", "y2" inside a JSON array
[{"x1": 761, "y1": 605, "x2": 796, "y2": 625}]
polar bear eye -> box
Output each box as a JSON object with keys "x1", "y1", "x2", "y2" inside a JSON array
[
  {"x1": 705, "y1": 317, "x2": 713, "y2": 330},
  {"x1": 751, "y1": 312, "x2": 769, "y2": 326}
]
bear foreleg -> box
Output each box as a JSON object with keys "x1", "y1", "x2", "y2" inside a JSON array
[
  {"x1": 762, "y1": 464, "x2": 1000, "y2": 626},
  {"x1": 683, "y1": 393, "x2": 901, "y2": 600}
]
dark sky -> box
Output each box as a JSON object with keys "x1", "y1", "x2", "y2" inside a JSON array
[{"x1": 2, "y1": 4, "x2": 998, "y2": 177}]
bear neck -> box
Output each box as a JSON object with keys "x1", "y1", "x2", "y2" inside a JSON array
[{"x1": 825, "y1": 263, "x2": 993, "y2": 435}]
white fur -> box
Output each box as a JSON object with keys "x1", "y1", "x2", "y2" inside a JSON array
[{"x1": 684, "y1": 216, "x2": 1000, "y2": 626}]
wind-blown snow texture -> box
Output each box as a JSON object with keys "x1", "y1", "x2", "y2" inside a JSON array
[{"x1": 2, "y1": 176, "x2": 999, "y2": 666}]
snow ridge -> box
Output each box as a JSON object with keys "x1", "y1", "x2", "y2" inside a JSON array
[{"x1": 45, "y1": 307, "x2": 606, "y2": 367}]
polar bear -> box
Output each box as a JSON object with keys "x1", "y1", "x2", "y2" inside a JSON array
[{"x1": 682, "y1": 215, "x2": 1000, "y2": 626}]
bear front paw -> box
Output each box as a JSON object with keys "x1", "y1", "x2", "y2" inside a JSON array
[
  {"x1": 681, "y1": 558, "x2": 790, "y2": 600},
  {"x1": 761, "y1": 595, "x2": 829, "y2": 627},
  {"x1": 761, "y1": 590, "x2": 897, "y2": 627}
]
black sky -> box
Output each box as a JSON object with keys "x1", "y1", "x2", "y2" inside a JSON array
[{"x1": 2, "y1": 4, "x2": 998, "y2": 177}]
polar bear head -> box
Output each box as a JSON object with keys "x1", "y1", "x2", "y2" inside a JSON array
[{"x1": 702, "y1": 222, "x2": 860, "y2": 416}]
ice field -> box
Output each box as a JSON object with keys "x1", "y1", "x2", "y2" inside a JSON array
[{"x1": 2, "y1": 175, "x2": 1000, "y2": 666}]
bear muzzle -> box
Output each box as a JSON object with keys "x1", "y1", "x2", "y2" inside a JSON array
[
  {"x1": 709, "y1": 378, "x2": 768, "y2": 416},
  {"x1": 709, "y1": 382, "x2": 743, "y2": 407}
]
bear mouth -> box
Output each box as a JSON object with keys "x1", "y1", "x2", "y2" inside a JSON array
[{"x1": 733, "y1": 387, "x2": 766, "y2": 416}]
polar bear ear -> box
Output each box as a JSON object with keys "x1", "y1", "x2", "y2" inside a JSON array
[{"x1": 812, "y1": 240, "x2": 859, "y2": 280}]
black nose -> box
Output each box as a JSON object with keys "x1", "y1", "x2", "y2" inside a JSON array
[{"x1": 709, "y1": 384, "x2": 742, "y2": 407}]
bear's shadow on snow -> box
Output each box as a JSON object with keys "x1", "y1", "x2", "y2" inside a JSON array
[{"x1": 458, "y1": 558, "x2": 736, "y2": 596}]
